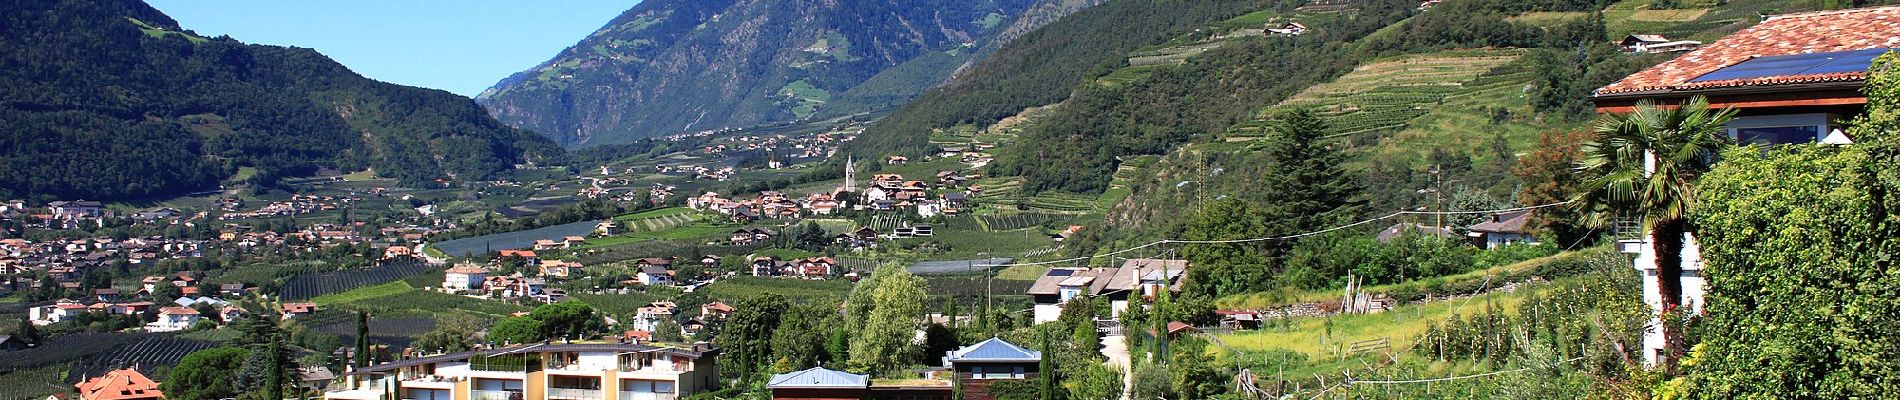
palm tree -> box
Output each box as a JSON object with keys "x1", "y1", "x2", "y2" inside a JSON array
[{"x1": 1575, "y1": 95, "x2": 1737, "y2": 367}]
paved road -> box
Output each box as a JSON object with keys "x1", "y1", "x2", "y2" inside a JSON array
[{"x1": 1101, "y1": 334, "x2": 1134, "y2": 400}]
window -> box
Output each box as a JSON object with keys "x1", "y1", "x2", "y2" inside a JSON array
[
  {"x1": 1735, "y1": 125, "x2": 1819, "y2": 145},
  {"x1": 1059, "y1": 287, "x2": 1081, "y2": 302}
]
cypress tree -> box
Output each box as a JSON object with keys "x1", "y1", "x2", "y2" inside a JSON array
[
  {"x1": 355, "y1": 311, "x2": 371, "y2": 368},
  {"x1": 267, "y1": 336, "x2": 284, "y2": 400},
  {"x1": 1039, "y1": 327, "x2": 1056, "y2": 400}
]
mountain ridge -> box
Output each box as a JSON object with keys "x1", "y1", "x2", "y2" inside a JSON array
[
  {"x1": 478, "y1": 0, "x2": 1096, "y2": 147},
  {"x1": 0, "y1": 0, "x2": 559, "y2": 201}
]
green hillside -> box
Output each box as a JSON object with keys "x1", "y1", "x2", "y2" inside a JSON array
[{"x1": 0, "y1": 0, "x2": 559, "y2": 201}]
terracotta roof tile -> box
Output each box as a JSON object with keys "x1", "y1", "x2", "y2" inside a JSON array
[{"x1": 1596, "y1": 6, "x2": 1900, "y2": 96}]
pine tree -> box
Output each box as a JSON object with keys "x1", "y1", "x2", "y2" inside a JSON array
[{"x1": 15, "y1": 317, "x2": 41, "y2": 345}]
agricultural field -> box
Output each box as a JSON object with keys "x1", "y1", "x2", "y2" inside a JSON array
[
  {"x1": 431, "y1": 219, "x2": 604, "y2": 257},
  {"x1": 699, "y1": 276, "x2": 851, "y2": 302},
  {"x1": 69, "y1": 336, "x2": 218, "y2": 381},
  {"x1": 1212, "y1": 285, "x2": 1530, "y2": 377},
  {"x1": 570, "y1": 292, "x2": 670, "y2": 317},
  {"x1": 312, "y1": 316, "x2": 440, "y2": 347},
  {"x1": 567, "y1": 238, "x2": 760, "y2": 266},
  {"x1": 1507, "y1": 11, "x2": 1588, "y2": 26},
  {"x1": 206, "y1": 260, "x2": 335, "y2": 287},
  {"x1": 280, "y1": 257, "x2": 434, "y2": 300},
  {"x1": 0, "y1": 364, "x2": 67, "y2": 400},
  {"x1": 1602, "y1": 0, "x2": 1787, "y2": 42},
  {"x1": 1355, "y1": 55, "x2": 1558, "y2": 169},
  {"x1": 312, "y1": 281, "x2": 528, "y2": 319},
  {"x1": 977, "y1": 213, "x2": 1065, "y2": 231},
  {"x1": 0, "y1": 333, "x2": 153, "y2": 373},
  {"x1": 1226, "y1": 49, "x2": 1526, "y2": 140},
  {"x1": 923, "y1": 277, "x2": 1034, "y2": 300},
  {"x1": 0, "y1": 333, "x2": 211, "y2": 397}
]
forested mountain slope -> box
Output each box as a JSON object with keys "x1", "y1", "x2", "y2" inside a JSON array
[
  {"x1": 479, "y1": 0, "x2": 1097, "y2": 147},
  {"x1": 846, "y1": 0, "x2": 1269, "y2": 157},
  {"x1": 0, "y1": 0, "x2": 559, "y2": 201}
]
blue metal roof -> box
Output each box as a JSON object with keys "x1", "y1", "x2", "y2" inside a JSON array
[
  {"x1": 767, "y1": 367, "x2": 869, "y2": 389},
  {"x1": 946, "y1": 337, "x2": 1041, "y2": 362},
  {"x1": 1689, "y1": 48, "x2": 1894, "y2": 83}
]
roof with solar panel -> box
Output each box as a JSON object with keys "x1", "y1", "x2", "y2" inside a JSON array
[{"x1": 1595, "y1": 5, "x2": 1900, "y2": 97}]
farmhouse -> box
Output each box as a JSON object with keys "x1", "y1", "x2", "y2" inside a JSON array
[
  {"x1": 1618, "y1": 33, "x2": 1701, "y2": 54},
  {"x1": 700, "y1": 301, "x2": 735, "y2": 321},
  {"x1": 539, "y1": 260, "x2": 583, "y2": 278},
  {"x1": 633, "y1": 302, "x2": 678, "y2": 332},
  {"x1": 1027, "y1": 258, "x2": 1189, "y2": 324},
  {"x1": 1267, "y1": 21, "x2": 1309, "y2": 36},
  {"x1": 443, "y1": 264, "x2": 489, "y2": 293},
  {"x1": 637, "y1": 264, "x2": 674, "y2": 286},
  {"x1": 1466, "y1": 210, "x2": 1540, "y2": 248},
  {"x1": 321, "y1": 342, "x2": 719, "y2": 400},
  {"x1": 147, "y1": 306, "x2": 200, "y2": 332},
  {"x1": 1590, "y1": 5, "x2": 1900, "y2": 366},
  {"x1": 281, "y1": 302, "x2": 319, "y2": 319},
  {"x1": 595, "y1": 220, "x2": 621, "y2": 236}
]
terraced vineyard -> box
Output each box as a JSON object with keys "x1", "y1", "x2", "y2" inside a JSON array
[
  {"x1": 613, "y1": 207, "x2": 704, "y2": 232},
  {"x1": 280, "y1": 257, "x2": 433, "y2": 299},
  {"x1": 977, "y1": 213, "x2": 1063, "y2": 231},
  {"x1": 1225, "y1": 50, "x2": 1526, "y2": 140}
]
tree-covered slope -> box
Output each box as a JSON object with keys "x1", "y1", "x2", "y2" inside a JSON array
[
  {"x1": 846, "y1": 0, "x2": 1268, "y2": 158},
  {"x1": 0, "y1": 0, "x2": 559, "y2": 201},
  {"x1": 478, "y1": 0, "x2": 1080, "y2": 147}
]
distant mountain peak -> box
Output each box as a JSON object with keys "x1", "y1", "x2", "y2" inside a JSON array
[{"x1": 479, "y1": 0, "x2": 1093, "y2": 147}]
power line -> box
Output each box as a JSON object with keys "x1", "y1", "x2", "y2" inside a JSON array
[{"x1": 995, "y1": 201, "x2": 1574, "y2": 268}]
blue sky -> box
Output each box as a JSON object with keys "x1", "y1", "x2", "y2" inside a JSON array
[{"x1": 148, "y1": 1, "x2": 637, "y2": 97}]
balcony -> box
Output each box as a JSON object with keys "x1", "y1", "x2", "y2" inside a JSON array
[
  {"x1": 546, "y1": 388, "x2": 603, "y2": 400},
  {"x1": 470, "y1": 390, "x2": 523, "y2": 400},
  {"x1": 617, "y1": 393, "x2": 677, "y2": 400}
]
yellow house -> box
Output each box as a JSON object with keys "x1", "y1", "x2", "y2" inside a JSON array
[{"x1": 323, "y1": 342, "x2": 719, "y2": 400}]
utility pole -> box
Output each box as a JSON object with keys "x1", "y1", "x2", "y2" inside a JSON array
[{"x1": 1432, "y1": 164, "x2": 1445, "y2": 229}]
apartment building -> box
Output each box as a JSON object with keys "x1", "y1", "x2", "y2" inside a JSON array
[{"x1": 325, "y1": 343, "x2": 718, "y2": 400}]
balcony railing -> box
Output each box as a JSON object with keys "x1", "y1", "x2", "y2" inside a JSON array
[
  {"x1": 617, "y1": 364, "x2": 675, "y2": 373},
  {"x1": 546, "y1": 388, "x2": 603, "y2": 400},
  {"x1": 617, "y1": 393, "x2": 677, "y2": 400},
  {"x1": 470, "y1": 390, "x2": 523, "y2": 400}
]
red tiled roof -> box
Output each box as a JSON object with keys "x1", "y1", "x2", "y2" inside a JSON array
[
  {"x1": 1596, "y1": 6, "x2": 1900, "y2": 96},
  {"x1": 74, "y1": 369, "x2": 163, "y2": 400}
]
